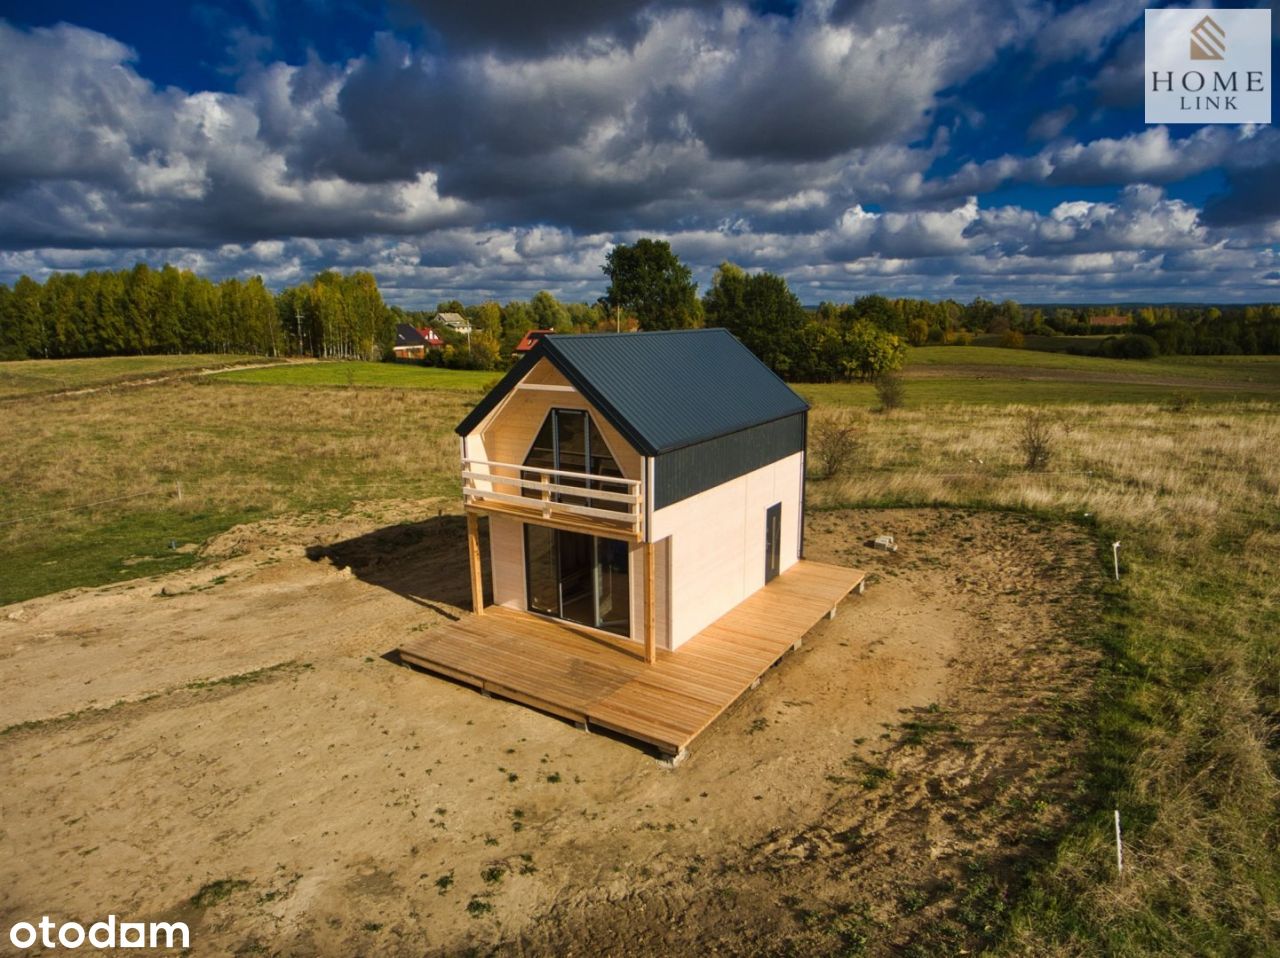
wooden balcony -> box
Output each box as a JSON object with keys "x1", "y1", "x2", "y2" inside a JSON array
[
  {"x1": 398, "y1": 559, "x2": 868, "y2": 758},
  {"x1": 461, "y1": 457, "x2": 643, "y2": 541}
]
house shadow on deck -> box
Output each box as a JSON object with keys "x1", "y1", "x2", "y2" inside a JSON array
[{"x1": 304, "y1": 514, "x2": 490, "y2": 623}]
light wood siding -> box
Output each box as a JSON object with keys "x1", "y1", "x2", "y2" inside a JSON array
[
  {"x1": 461, "y1": 432, "x2": 489, "y2": 466},
  {"x1": 625, "y1": 537, "x2": 670, "y2": 650},
  {"x1": 488, "y1": 515, "x2": 527, "y2": 610},
  {"x1": 656, "y1": 536, "x2": 671, "y2": 650},
  {"x1": 650, "y1": 451, "x2": 803, "y2": 648},
  {"x1": 474, "y1": 359, "x2": 642, "y2": 488}
]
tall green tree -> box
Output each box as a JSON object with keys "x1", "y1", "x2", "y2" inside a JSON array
[
  {"x1": 3, "y1": 276, "x2": 47, "y2": 358},
  {"x1": 703, "y1": 262, "x2": 807, "y2": 377},
  {"x1": 500, "y1": 300, "x2": 536, "y2": 354},
  {"x1": 602, "y1": 238, "x2": 701, "y2": 330},
  {"x1": 842, "y1": 321, "x2": 906, "y2": 381},
  {"x1": 530, "y1": 290, "x2": 572, "y2": 333}
]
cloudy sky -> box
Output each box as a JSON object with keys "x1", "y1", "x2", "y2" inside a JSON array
[{"x1": 0, "y1": 0, "x2": 1276, "y2": 306}]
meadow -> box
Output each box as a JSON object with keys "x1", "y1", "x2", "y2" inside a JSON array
[
  {"x1": 906, "y1": 344, "x2": 1280, "y2": 382},
  {"x1": 214, "y1": 361, "x2": 498, "y2": 391},
  {"x1": 0, "y1": 353, "x2": 269, "y2": 399},
  {"x1": 0, "y1": 350, "x2": 1277, "y2": 953}
]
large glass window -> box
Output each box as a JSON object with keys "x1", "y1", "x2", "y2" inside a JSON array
[
  {"x1": 522, "y1": 409, "x2": 625, "y2": 511},
  {"x1": 524, "y1": 526, "x2": 631, "y2": 637}
]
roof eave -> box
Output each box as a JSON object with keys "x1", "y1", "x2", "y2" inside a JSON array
[
  {"x1": 539, "y1": 341, "x2": 661, "y2": 456},
  {"x1": 453, "y1": 346, "x2": 545, "y2": 437},
  {"x1": 453, "y1": 341, "x2": 660, "y2": 456}
]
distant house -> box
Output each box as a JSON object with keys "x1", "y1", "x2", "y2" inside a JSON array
[
  {"x1": 436, "y1": 312, "x2": 473, "y2": 336},
  {"x1": 1089, "y1": 314, "x2": 1130, "y2": 329},
  {"x1": 513, "y1": 328, "x2": 554, "y2": 358},
  {"x1": 392, "y1": 323, "x2": 444, "y2": 362}
]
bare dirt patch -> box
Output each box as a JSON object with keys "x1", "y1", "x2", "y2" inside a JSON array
[{"x1": 0, "y1": 506, "x2": 1100, "y2": 955}]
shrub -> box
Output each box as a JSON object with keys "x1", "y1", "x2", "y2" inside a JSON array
[
  {"x1": 1113, "y1": 333, "x2": 1160, "y2": 359},
  {"x1": 1016, "y1": 409, "x2": 1056, "y2": 471},
  {"x1": 999, "y1": 329, "x2": 1026, "y2": 349},
  {"x1": 906, "y1": 319, "x2": 930, "y2": 346},
  {"x1": 809, "y1": 411, "x2": 860, "y2": 480},
  {"x1": 875, "y1": 370, "x2": 906, "y2": 413},
  {"x1": 949, "y1": 331, "x2": 974, "y2": 346}
]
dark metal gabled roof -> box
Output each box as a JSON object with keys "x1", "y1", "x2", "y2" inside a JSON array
[
  {"x1": 395, "y1": 322, "x2": 427, "y2": 346},
  {"x1": 455, "y1": 328, "x2": 809, "y2": 456}
]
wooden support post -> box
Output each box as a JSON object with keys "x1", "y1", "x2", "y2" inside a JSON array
[
  {"x1": 466, "y1": 512, "x2": 484, "y2": 616},
  {"x1": 644, "y1": 539, "x2": 656, "y2": 665}
]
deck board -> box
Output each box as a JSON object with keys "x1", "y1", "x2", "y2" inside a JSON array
[{"x1": 398, "y1": 559, "x2": 866, "y2": 754}]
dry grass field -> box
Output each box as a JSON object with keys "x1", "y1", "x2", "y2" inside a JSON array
[
  {"x1": 0, "y1": 353, "x2": 272, "y2": 399},
  {"x1": 0, "y1": 378, "x2": 474, "y2": 604},
  {"x1": 0, "y1": 355, "x2": 1276, "y2": 954},
  {"x1": 805, "y1": 401, "x2": 1280, "y2": 954}
]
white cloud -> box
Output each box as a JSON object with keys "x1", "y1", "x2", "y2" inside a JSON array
[
  {"x1": 0, "y1": 6, "x2": 1274, "y2": 305},
  {"x1": 1034, "y1": 0, "x2": 1144, "y2": 65}
]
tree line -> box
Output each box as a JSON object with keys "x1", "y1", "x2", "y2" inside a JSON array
[
  {"x1": 4, "y1": 248, "x2": 1278, "y2": 376},
  {"x1": 0, "y1": 265, "x2": 395, "y2": 361},
  {"x1": 598, "y1": 238, "x2": 1280, "y2": 373},
  {"x1": 600, "y1": 239, "x2": 907, "y2": 381}
]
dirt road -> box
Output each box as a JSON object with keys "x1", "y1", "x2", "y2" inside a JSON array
[{"x1": 0, "y1": 506, "x2": 1100, "y2": 955}]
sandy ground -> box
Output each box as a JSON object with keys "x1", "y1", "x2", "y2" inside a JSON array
[{"x1": 0, "y1": 505, "x2": 1100, "y2": 956}]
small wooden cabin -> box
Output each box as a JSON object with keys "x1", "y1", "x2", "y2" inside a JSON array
[{"x1": 455, "y1": 328, "x2": 809, "y2": 661}]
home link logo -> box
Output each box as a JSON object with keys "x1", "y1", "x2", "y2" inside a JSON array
[
  {"x1": 1189, "y1": 14, "x2": 1225, "y2": 61},
  {"x1": 7, "y1": 915, "x2": 190, "y2": 950},
  {"x1": 1145, "y1": 8, "x2": 1271, "y2": 124}
]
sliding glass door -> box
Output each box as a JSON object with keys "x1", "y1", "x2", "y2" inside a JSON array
[{"x1": 524, "y1": 526, "x2": 631, "y2": 637}]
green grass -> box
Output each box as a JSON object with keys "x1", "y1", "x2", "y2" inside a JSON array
[
  {"x1": 905, "y1": 345, "x2": 1280, "y2": 384},
  {"x1": 190, "y1": 879, "x2": 252, "y2": 908},
  {"x1": 0, "y1": 379, "x2": 469, "y2": 605},
  {"x1": 971, "y1": 333, "x2": 1114, "y2": 353},
  {"x1": 798, "y1": 377, "x2": 1278, "y2": 407},
  {"x1": 3, "y1": 350, "x2": 1276, "y2": 605},
  {"x1": 214, "y1": 361, "x2": 496, "y2": 391},
  {"x1": 0, "y1": 507, "x2": 262, "y2": 606},
  {"x1": 789, "y1": 346, "x2": 1280, "y2": 406},
  {"x1": 0, "y1": 354, "x2": 268, "y2": 399}
]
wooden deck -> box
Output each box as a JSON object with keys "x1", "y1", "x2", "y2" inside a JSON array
[{"x1": 397, "y1": 560, "x2": 866, "y2": 756}]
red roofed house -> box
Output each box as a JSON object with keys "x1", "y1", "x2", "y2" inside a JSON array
[
  {"x1": 393, "y1": 323, "x2": 444, "y2": 361},
  {"x1": 512, "y1": 329, "x2": 554, "y2": 358}
]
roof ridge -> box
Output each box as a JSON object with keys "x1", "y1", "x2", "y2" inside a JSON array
[
  {"x1": 552, "y1": 328, "x2": 727, "y2": 339},
  {"x1": 458, "y1": 326, "x2": 806, "y2": 455}
]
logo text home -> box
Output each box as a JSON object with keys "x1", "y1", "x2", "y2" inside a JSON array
[{"x1": 1145, "y1": 8, "x2": 1271, "y2": 124}]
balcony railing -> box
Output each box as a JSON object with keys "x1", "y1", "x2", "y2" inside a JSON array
[{"x1": 461, "y1": 457, "x2": 643, "y2": 539}]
